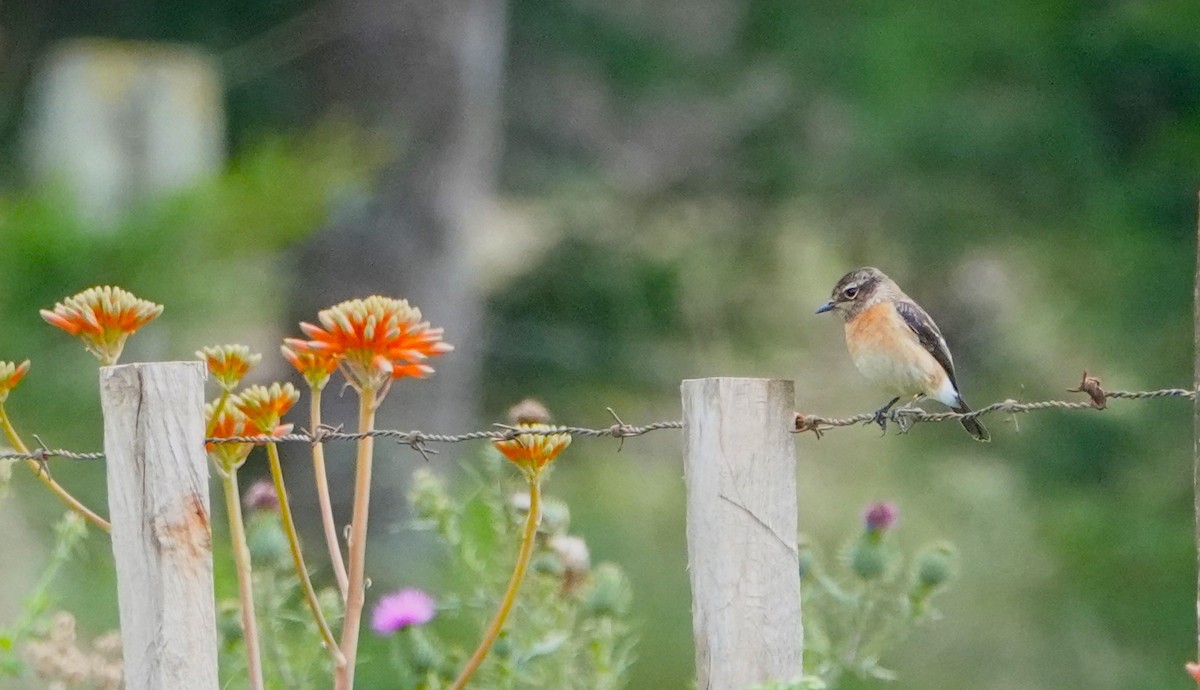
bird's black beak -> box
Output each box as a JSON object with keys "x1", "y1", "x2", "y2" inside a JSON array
[{"x1": 815, "y1": 301, "x2": 835, "y2": 314}]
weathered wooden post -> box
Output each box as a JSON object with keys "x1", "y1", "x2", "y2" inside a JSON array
[
  {"x1": 100, "y1": 362, "x2": 217, "y2": 690},
  {"x1": 682, "y1": 377, "x2": 802, "y2": 689}
]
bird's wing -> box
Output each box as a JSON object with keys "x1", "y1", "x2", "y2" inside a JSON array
[{"x1": 894, "y1": 299, "x2": 959, "y2": 391}]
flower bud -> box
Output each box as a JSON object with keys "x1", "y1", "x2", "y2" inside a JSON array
[
  {"x1": 508, "y1": 398, "x2": 551, "y2": 425},
  {"x1": 538, "y1": 497, "x2": 571, "y2": 536},
  {"x1": 243, "y1": 480, "x2": 279, "y2": 513},
  {"x1": 797, "y1": 539, "x2": 814, "y2": 580},
  {"x1": 914, "y1": 541, "x2": 957, "y2": 590},
  {"x1": 863, "y1": 501, "x2": 899, "y2": 535},
  {"x1": 849, "y1": 537, "x2": 888, "y2": 580},
  {"x1": 247, "y1": 513, "x2": 289, "y2": 567},
  {"x1": 491, "y1": 631, "x2": 514, "y2": 659},
  {"x1": 584, "y1": 563, "x2": 631, "y2": 617},
  {"x1": 217, "y1": 600, "x2": 244, "y2": 645},
  {"x1": 409, "y1": 469, "x2": 455, "y2": 523},
  {"x1": 531, "y1": 552, "x2": 565, "y2": 576},
  {"x1": 407, "y1": 627, "x2": 443, "y2": 674}
]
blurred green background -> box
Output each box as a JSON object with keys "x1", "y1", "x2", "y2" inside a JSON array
[{"x1": 1, "y1": 0, "x2": 1199, "y2": 688}]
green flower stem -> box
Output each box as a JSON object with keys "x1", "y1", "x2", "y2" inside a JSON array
[
  {"x1": 334, "y1": 390, "x2": 378, "y2": 690},
  {"x1": 0, "y1": 404, "x2": 110, "y2": 532},
  {"x1": 206, "y1": 389, "x2": 231, "y2": 437},
  {"x1": 265, "y1": 442, "x2": 346, "y2": 666},
  {"x1": 221, "y1": 468, "x2": 265, "y2": 690},
  {"x1": 308, "y1": 387, "x2": 350, "y2": 600},
  {"x1": 449, "y1": 474, "x2": 542, "y2": 690}
]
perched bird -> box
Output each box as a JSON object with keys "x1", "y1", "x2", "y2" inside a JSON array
[{"x1": 816, "y1": 267, "x2": 989, "y2": 442}]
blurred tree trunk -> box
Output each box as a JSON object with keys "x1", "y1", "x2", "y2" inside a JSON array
[{"x1": 290, "y1": 0, "x2": 506, "y2": 513}]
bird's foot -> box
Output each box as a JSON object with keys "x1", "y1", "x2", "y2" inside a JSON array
[{"x1": 864, "y1": 397, "x2": 901, "y2": 435}]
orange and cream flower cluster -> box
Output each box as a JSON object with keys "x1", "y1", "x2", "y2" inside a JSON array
[
  {"x1": 204, "y1": 383, "x2": 299, "y2": 472},
  {"x1": 197, "y1": 343, "x2": 299, "y2": 472},
  {"x1": 285, "y1": 296, "x2": 453, "y2": 395},
  {"x1": 0, "y1": 360, "x2": 30, "y2": 404},
  {"x1": 493, "y1": 399, "x2": 571, "y2": 480},
  {"x1": 41, "y1": 286, "x2": 163, "y2": 366},
  {"x1": 197, "y1": 345, "x2": 263, "y2": 393}
]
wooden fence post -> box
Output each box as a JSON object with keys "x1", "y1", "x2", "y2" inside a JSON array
[
  {"x1": 682, "y1": 377, "x2": 802, "y2": 689},
  {"x1": 100, "y1": 362, "x2": 217, "y2": 690}
]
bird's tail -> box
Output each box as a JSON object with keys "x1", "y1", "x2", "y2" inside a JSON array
[{"x1": 953, "y1": 399, "x2": 990, "y2": 442}]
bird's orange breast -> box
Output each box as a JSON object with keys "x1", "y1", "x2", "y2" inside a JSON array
[{"x1": 844, "y1": 302, "x2": 945, "y2": 397}]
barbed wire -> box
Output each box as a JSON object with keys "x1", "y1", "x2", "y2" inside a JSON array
[
  {"x1": 793, "y1": 386, "x2": 1195, "y2": 438},
  {"x1": 0, "y1": 374, "x2": 1193, "y2": 462}
]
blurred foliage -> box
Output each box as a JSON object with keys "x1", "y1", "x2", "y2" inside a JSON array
[
  {"x1": 0, "y1": 513, "x2": 91, "y2": 684},
  {"x1": 802, "y1": 513, "x2": 957, "y2": 686},
  {"x1": 357, "y1": 452, "x2": 636, "y2": 690},
  {"x1": 0, "y1": 122, "x2": 381, "y2": 667},
  {"x1": 216, "y1": 498, "x2": 341, "y2": 689}
]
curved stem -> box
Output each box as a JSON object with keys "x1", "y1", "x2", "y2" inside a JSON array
[
  {"x1": 265, "y1": 442, "x2": 346, "y2": 666},
  {"x1": 334, "y1": 390, "x2": 377, "y2": 690},
  {"x1": 308, "y1": 387, "x2": 349, "y2": 600},
  {"x1": 0, "y1": 405, "x2": 110, "y2": 532},
  {"x1": 221, "y1": 469, "x2": 265, "y2": 690},
  {"x1": 449, "y1": 475, "x2": 542, "y2": 690}
]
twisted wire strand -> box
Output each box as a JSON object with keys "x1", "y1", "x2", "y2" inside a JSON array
[
  {"x1": 1, "y1": 387, "x2": 1192, "y2": 461},
  {"x1": 793, "y1": 388, "x2": 1196, "y2": 435}
]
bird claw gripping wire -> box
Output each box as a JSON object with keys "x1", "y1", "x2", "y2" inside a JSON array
[
  {"x1": 890, "y1": 407, "x2": 921, "y2": 435},
  {"x1": 865, "y1": 397, "x2": 900, "y2": 435}
]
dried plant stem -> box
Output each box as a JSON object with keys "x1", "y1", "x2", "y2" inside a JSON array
[
  {"x1": 334, "y1": 391, "x2": 377, "y2": 690},
  {"x1": 450, "y1": 475, "x2": 543, "y2": 690},
  {"x1": 220, "y1": 469, "x2": 265, "y2": 690},
  {"x1": 308, "y1": 388, "x2": 349, "y2": 600},
  {"x1": 0, "y1": 404, "x2": 110, "y2": 532},
  {"x1": 265, "y1": 442, "x2": 346, "y2": 666}
]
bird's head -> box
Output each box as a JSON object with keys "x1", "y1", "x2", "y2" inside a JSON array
[{"x1": 816, "y1": 267, "x2": 892, "y2": 320}]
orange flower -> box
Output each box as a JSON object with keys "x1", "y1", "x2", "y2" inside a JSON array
[
  {"x1": 281, "y1": 340, "x2": 341, "y2": 390},
  {"x1": 236, "y1": 383, "x2": 300, "y2": 433},
  {"x1": 295, "y1": 296, "x2": 452, "y2": 393},
  {"x1": 197, "y1": 345, "x2": 262, "y2": 392},
  {"x1": 41, "y1": 286, "x2": 163, "y2": 365},
  {"x1": 206, "y1": 399, "x2": 254, "y2": 471},
  {"x1": 1188, "y1": 662, "x2": 1200, "y2": 683},
  {"x1": 0, "y1": 360, "x2": 30, "y2": 404},
  {"x1": 207, "y1": 394, "x2": 294, "y2": 472},
  {"x1": 494, "y1": 424, "x2": 571, "y2": 479}
]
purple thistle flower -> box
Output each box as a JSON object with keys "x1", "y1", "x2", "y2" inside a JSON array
[
  {"x1": 242, "y1": 480, "x2": 280, "y2": 513},
  {"x1": 371, "y1": 588, "x2": 436, "y2": 635},
  {"x1": 863, "y1": 501, "x2": 899, "y2": 533}
]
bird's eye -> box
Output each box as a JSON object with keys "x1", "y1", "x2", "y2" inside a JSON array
[{"x1": 842, "y1": 285, "x2": 859, "y2": 299}]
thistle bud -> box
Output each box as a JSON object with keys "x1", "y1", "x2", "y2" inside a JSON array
[
  {"x1": 584, "y1": 563, "x2": 631, "y2": 617},
  {"x1": 407, "y1": 627, "x2": 443, "y2": 674},
  {"x1": 849, "y1": 537, "x2": 888, "y2": 580},
  {"x1": 247, "y1": 513, "x2": 289, "y2": 567},
  {"x1": 797, "y1": 539, "x2": 815, "y2": 580},
  {"x1": 863, "y1": 501, "x2": 899, "y2": 536},
  {"x1": 914, "y1": 541, "x2": 957, "y2": 590},
  {"x1": 538, "y1": 497, "x2": 571, "y2": 536}
]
